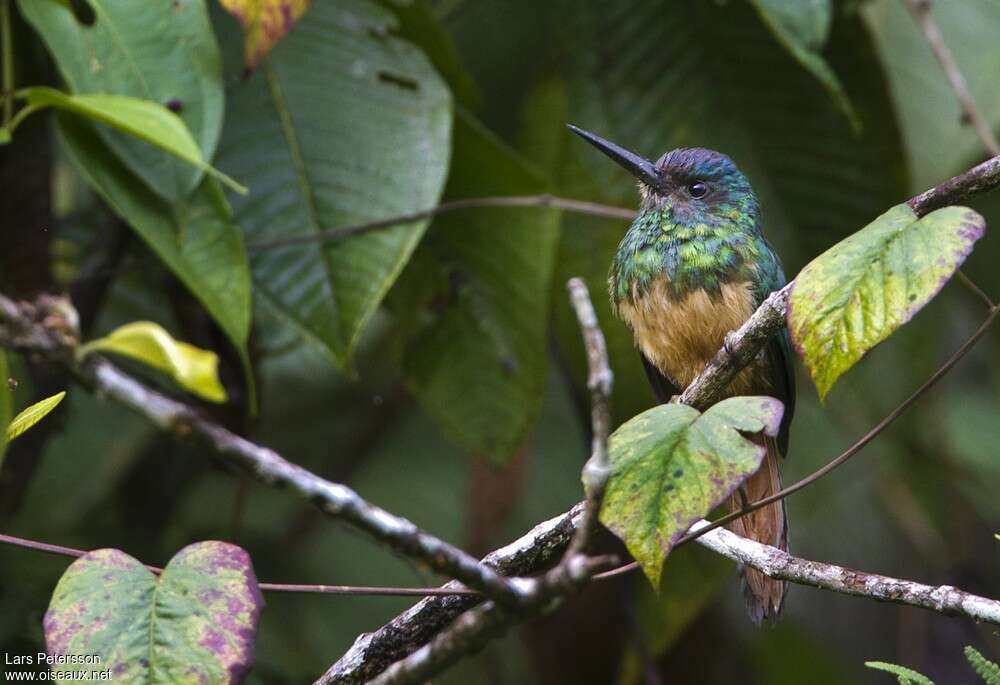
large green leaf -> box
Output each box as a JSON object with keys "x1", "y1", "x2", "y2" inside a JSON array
[
  {"x1": 748, "y1": 0, "x2": 857, "y2": 126},
  {"x1": 214, "y1": 0, "x2": 451, "y2": 366},
  {"x1": 44, "y1": 542, "x2": 261, "y2": 684},
  {"x1": 788, "y1": 204, "x2": 984, "y2": 399},
  {"x1": 599, "y1": 396, "x2": 784, "y2": 587},
  {"x1": 56, "y1": 115, "x2": 252, "y2": 377},
  {"x1": 389, "y1": 111, "x2": 559, "y2": 461},
  {"x1": 863, "y1": 0, "x2": 1000, "y2": 191},
  {"x1": 18, "y1": 0, "x2": 224, "y2": 202}
]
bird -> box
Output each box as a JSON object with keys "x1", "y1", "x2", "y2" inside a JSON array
[{"x1": 568, "y1": 124, "x2": 795, "y2": 623}]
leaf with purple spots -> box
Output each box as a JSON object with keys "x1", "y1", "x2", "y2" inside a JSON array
[
  {"x1": 218, "y1": 0, "x2": 312, "y2": 69},
  {"x1": 789, "y1": 203, "x2": 985, "y2": 400},
  {"x1": 44, "y1": 542, "x2": 262, "y2": 684},
  {"x1": 599, "y1": 397, "x2": 784, "y2": 588}
]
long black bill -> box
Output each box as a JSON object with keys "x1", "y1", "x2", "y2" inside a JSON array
[{"x1": 567, "y1": 124, "x2": 661, "y2": 188}]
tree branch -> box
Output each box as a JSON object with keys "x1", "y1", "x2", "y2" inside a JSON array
[
  {"x1": 688, "y1": 519, "x2": 1000, "y2": 624},
  {"x1": 903, "y1": 0, "x2": 1000, "y2": 156},
  {"x1": 0, "y1": 295, "x2": 532, "y2": 609},
  {"x1": 318, "y1": 505, "x2": 585, "y2": 684},
  {"x1": 354, "y1": 279, "x2": 618, "y2": 685}
]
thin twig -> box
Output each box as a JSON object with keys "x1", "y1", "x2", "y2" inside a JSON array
[
  {"x1": 246, "y1": 194, "x2": 635, "y2": 252},
  {"x1": 903, "y1": 0, "x2": 1000, "y2": 156},
  {"x1": 560, "y1": 277, "x2": 613, "y2": 563},
  {"x1": 0, "y1": 532, "x2": 479, "y2": 597}
]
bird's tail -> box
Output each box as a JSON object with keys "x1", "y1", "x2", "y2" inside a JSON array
[{"x1": 727, "y1": 435, "x2": 787, "y2": 624}]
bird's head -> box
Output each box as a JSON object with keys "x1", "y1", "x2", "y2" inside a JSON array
[{"x1": 568, "y1": 124, "x2": 759, "y2": 231}]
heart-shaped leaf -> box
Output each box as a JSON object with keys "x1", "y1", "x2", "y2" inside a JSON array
[
  {"x1": 218, "y1": 0, "x2": 312, "y2": 70},
  {"x1": 600, "y1": 396, "x2": 784, "y2": 587},
  {"x1": 45, "y1": 542, "x2": 262, "y2": 684},
  {"x1": 6, "y1": 391, "x2": 66, "y2": 442},
  {"x1": 18, "y1": 0, "x2": 225, "y2": 202},
  {"x1": 788, "y1": 203, "x2": 985, "y2": 399},
  {"x1": 79, "y1": 322, "x2": 227, "y2": 402}
]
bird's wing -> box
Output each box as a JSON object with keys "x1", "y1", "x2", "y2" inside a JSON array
[
  {"x1": 766, "y1": 330, "x2": 796, "y2": 457},
  {"x1": 640, "y1": 352, "x2": 680, "y2": 404}
]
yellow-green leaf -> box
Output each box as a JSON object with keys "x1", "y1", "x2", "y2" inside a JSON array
[
  {"x1": 218, "y1": 0, "x2": 313, "y2": 69},
  {"x1": 6, "y1": 391, "x2": 66, "y2": 443},
  {"x1": 600, "y1": 397, "x2": 784, "y2": 587},
  {"x1": 79, "y1": 322, "x2": 227, "y2": 403},
  {"x1": 789, "y1": 204, "x2": 985, "y2": 399},
  {"x1": 14, "y1": 87, "x2": 245, "y2": 194}
]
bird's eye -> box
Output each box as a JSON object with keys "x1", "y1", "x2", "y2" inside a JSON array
[{"x1": 687, "y1": 181, "x2": 709, "y2": 199}]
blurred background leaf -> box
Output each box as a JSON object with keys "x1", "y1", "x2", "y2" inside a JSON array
[{"x1": 388, "y1": 110, "x2": 559, "y2": 462}]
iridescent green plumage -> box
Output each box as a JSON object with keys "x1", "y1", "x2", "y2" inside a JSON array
[{"x1": 609, "y1": 147, "x2": 783, "y2": 306}]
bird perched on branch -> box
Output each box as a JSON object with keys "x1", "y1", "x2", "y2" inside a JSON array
[{"x1": 569, "y1": 125, "x2": 795, "y2": 623}]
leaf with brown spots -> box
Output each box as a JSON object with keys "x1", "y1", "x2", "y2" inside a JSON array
[
  {"x1": 218, "y1": 0, "x2": 312, "y2": 69},
  {"x1": 44, "y1": 542, "x2": 262, "y2": 684},
  {"x1": 599, "y1": 397, "x2": 784, "y2": 588},
  {"x1": 788, "y1": 203, "x2": 985, "y2": 400}
]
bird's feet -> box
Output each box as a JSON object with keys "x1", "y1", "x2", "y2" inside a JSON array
[{"x1": 723, "y1": 331, "x2": 739, "y2": 357}]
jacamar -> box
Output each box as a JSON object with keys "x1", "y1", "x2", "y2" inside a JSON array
[{"x1": 569, "y1": 125, "x2": 795, "y2": 623}]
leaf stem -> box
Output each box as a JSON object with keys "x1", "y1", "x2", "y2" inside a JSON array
[{"x1": 1, "y1": 0, "x2": 13, "y2": 126}]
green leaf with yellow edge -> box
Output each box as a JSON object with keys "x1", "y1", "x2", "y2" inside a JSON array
[
  {"x1": 11, "y1": 88, "x2": 245, "y2": 194},
  {"x1": 44, "y1": 542, "x2": 262, "y2": 684},
  {"x1": 865, "y1": 661, "x2": 935, "y2": 685},
  {"x1": 218, "y1": 0, "x2": 312, "y2": 69},
  {"x1": 748, "y1": 0, "x2": 858, "y2": 129},
  {"x1": 7, "y1": 391, "x2": 66, "y2": 443},
  {"x1": 600, "y1": 396, "x2": 784, "y2": 588},
  {"x1": 788, "y1": 204, "x2": 985, "y2": 399},
  {"x1": 79, "y1": 322, "x2": 227, "y2": 403}
]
